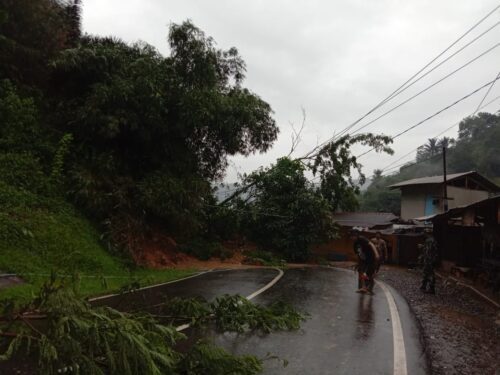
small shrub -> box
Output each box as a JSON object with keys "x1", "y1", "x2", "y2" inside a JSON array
[
  {"x1": 243, "y1": 250, "x2": 286, "y2": 267},
  {"x1": 0, "y1": 153, "x2": 52, "y2": 195},
  {"x1": 179, "y1": 238, "x2": 223, "y2": 261}
]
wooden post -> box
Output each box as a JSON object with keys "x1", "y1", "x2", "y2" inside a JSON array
[{"x1": 443, "y1": 146, "x2": 448, "y2": 212}]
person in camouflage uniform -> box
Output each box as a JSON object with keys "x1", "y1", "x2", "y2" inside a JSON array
[{"x1": 419, "y1": 229, "x2": 438, "y2": 294}]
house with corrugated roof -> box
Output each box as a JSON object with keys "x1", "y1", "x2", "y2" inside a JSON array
[
  {"x1": 313, "y1": 212, "x2": 398, "y2": 262},
  {"x1": 389, "y1": 171, "x2": 500, "y2": 220},
  {"x1": 415, "y1": 195, "x2": 500, "y2": 288}
]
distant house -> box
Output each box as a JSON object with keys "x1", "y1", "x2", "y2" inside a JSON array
[
  {"x1": 389, "y1": 171, "x2": 500, "y2": 220},
  {"x1": 416, "y1": 195, "x2": 500, "y2": 288},
  {"x1": 313, "y1": 212, "x2": 397, "y2": 261}
]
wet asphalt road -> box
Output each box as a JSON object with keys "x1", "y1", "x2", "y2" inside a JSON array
[
  {"x1": 95, "y1": 267, "x2": 428, "y2": 374},
  {"x1": 215, "y1": 267, "x2": 427, "y2": 375},
  {"x1": 91, "y1": 268, "x2": 279, "y2": 310}
]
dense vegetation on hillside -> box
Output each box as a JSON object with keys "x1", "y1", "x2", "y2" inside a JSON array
[
  {"x1": 0, "y1": 0, "x2": 279, "y2": 275},
  {"x1": 0, "y1": 1, "x2": 398, "y2": 371},
  {"x1": 0, "y1": 1, "x2": 308, "y2": 372},
  {"x1": 360, "y1": 112, "x2": 500, "y2": 214},
  {"x1": 0, "y1": 0, "x2": 394, "y2": 268}
]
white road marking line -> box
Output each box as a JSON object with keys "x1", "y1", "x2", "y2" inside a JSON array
[
  {"x1": 377, "y1": 280, "x2": 408, "y2": 375},
  {"x1": 89, "y1": 271, "x2": 210, "y2": 302},
  {"x1": 329, "y1": 266, "x2": 408, "y2": 375},
  {"x1": 246, "y1": 268, "x2": 284, "y2": 300},
  {"x1": 177, "y1": 267, "x2": 284, "y2": 332}
]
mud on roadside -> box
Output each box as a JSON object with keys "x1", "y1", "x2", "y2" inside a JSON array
[{"x1": 378, "y1": 266, "x2": 499, "y2": 375}]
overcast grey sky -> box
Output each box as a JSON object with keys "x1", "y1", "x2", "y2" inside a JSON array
[{"x1": 82, "y1": 1, "x2": 500, "y2": 182}]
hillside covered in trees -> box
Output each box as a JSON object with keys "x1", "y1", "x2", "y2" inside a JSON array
[
  {"x1": 360, "y1": 111, "x2": 500, "y2": 214},
  {"x1": 0, "y1": 0, "x2": 282, "y2": 293},
  {"x1": 0, "y1": 0, "x2": 395, "y2": 282},
  {"x1": 0, "y1": 1, "x2": 395, "y2": 371}
]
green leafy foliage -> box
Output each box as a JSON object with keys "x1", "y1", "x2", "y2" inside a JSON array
[
  {"x1": 0, "y1": 279, "x2": 305, "y2": 374},
  {"x1": 0, "y1": 0, "x2": 81, "y2": 89},
  {"x1": 0, "y1": 6, "x2": 304, "y2": 373},
  {"x1": 179, "y1": 238, "x2": 225, "y2": 261},
  {"x1": 235, "y1": 158, "x2": 337, "y2": 261},
  {"x1": 2, "y1": 0, "x2": 280, "y2": 260},
  {"x1": 43, "y1": 21, "x2": 278, "y2": 251},
  {"x1": 211, "y1": 295, "x2": 305, "y2": 334},
  {"x1": 138, "y1": 172, "x2": 211, "y2": 236},
  {"x1": 178, "y1": 342, "x2": 263, "y2": 375},
  {"x1": 358, "y1": 169, "x2": 401, "y2": 214},
  {"x1": 243, "y1": 250, "x2": 286, "y2": 267},
  {"x1": 1, "y1": 277, "x2": 182, "y2": 375},
  {"x1": 218, "y1": 133, "x2": 393, "y2": 262},
  {"x1": 309, "y1": 133, "x2": 393, "y2": 212},
  {"x1": 49, "y1": 24, "x2": 277, "y2": 181},
  {"x1": 159, "y1": 294, "x2": 306, "y2": 334},
  {"x1": 0, "y1": 80, "x2": 54, "y2": 162},
  {"x1": 50, "y1": 133, "x2": 73, "y2": 186}
]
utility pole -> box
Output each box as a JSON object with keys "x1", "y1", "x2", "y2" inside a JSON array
[{"x1": 442, "y1": 146, "x2": 448, "y2": 212}]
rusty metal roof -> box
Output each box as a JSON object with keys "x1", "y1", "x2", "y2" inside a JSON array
[
  {"x1": 332, "y1": 212, "x2": 398, "y2": 228},
  {"x1": 388, "y1": 171, "x2": 500, "y2": 191}
]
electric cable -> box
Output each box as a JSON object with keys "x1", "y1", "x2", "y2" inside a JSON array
[
  {"x1": 348, "y1": 42, "x2": 500, "y2": 136},
  {"x1": 302, "y1": 3, "x2": 500, "y2": 159},
  {"x1": 356, "y1": 76, "x2": 500, "y2": 159},
  {"x1": 379, "y1": 93, "x2": 500, "y2": 172}
]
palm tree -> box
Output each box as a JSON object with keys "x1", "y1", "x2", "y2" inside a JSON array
[
  {"x1": 422, "y1": 138, "x2": 439, "y2": 155},
  {"x1": 416, "y1": 138, "x2": 439, "y2": 161},
  {"x1": 437, "y1": 136, "x2": 455, "y2": 149}
]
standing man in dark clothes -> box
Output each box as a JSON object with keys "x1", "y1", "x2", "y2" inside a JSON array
[
  {"x1": 419, "y1": 228, "x2": 438, "y2": 294},
  {"x1": 350, "y1": 230, "x2": 380, "y2": 294},
  {"x1": 371, "y1": 232, "x2": 387, "y2": 264}
]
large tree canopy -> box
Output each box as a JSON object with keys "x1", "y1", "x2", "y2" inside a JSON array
[
  {"x1": 50, "y1": 22, "x2": 278, "y2": 180},
  {"x1": 220, "y1": 134, "x2": 394, "y2": 261},
  {"x1": 238, "y1": 157, "x2": 337, "y2": 262},
  {"x1": 1, "y1": 8, "x2": 280, "y2": 250},
  {"x1": 0, "y1": 0, "x2": 81, "y2": 89}
]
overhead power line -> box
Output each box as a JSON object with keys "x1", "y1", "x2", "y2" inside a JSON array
[
  {"x1": 382, "y1": 152, "x2": 444, "y2": 175},
  {"x1": 474, "y1": 71, "x2": 500, "y2": 112},
  {"x1": 302, "y1": 3, "x2": 500, "y2": 159},
  {"x1": 379, "y1": 94, "x2": 500, "y2": 172},
  {"x1": 378, "y1": 73, "x2": 500, "y2": 175},
  {"x1": 349, "y1": 42, "x2": 500, "y2": 136},
  {"x1": 356, "y1": 75, "x2": 500, "y2": 159},
  {"x1": 339, "y1": 22, "x2": 500, "y2": 139}
]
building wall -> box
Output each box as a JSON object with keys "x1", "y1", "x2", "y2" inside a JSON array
[
  {"x1": 313, "y1": 227, "x2": 357, "y2": 261},
  {"x1": 447, "y1": 186, "x2": 489, "y2": 208},
  {"x1": 312, "y1": 228, "x2": 399, "y2": 263},
  {"x1": 400, "y1": 185, "x2": 441, "y2": 220},
  {"x1": 400, "y1": 185, "x2": 489, "y2": 220}
]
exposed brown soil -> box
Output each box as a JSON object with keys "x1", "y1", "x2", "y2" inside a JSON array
[
  {"x1": 0, "y1": 274, "x2": 24, "y2": 289},
  {"x1": 130, "y1": 234, "x2": 262, "y2": 270}
]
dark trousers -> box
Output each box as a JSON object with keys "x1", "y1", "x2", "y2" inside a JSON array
[
  {"x1": 420, "y1": 266, "x2": 435, "y2": 292},
  {"x1": 358, "y1": 262, "x2": 376, "y2": 291}
]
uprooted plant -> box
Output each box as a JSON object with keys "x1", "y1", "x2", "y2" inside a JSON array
[{"x1": 0, "y1": 275, "x2": 306, "y2": 374}]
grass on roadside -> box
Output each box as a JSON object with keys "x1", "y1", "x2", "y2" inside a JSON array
[
  {"x1": 0, "y1": 179, "x2": 196, "y2": 303},
  {"x1": 0, "y1": 268, "x2": 196, "y2": 303}
]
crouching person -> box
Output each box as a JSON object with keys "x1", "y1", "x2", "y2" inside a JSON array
[{"x1": 350, "y1": 230, "x2": 380, "y2": 295}]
